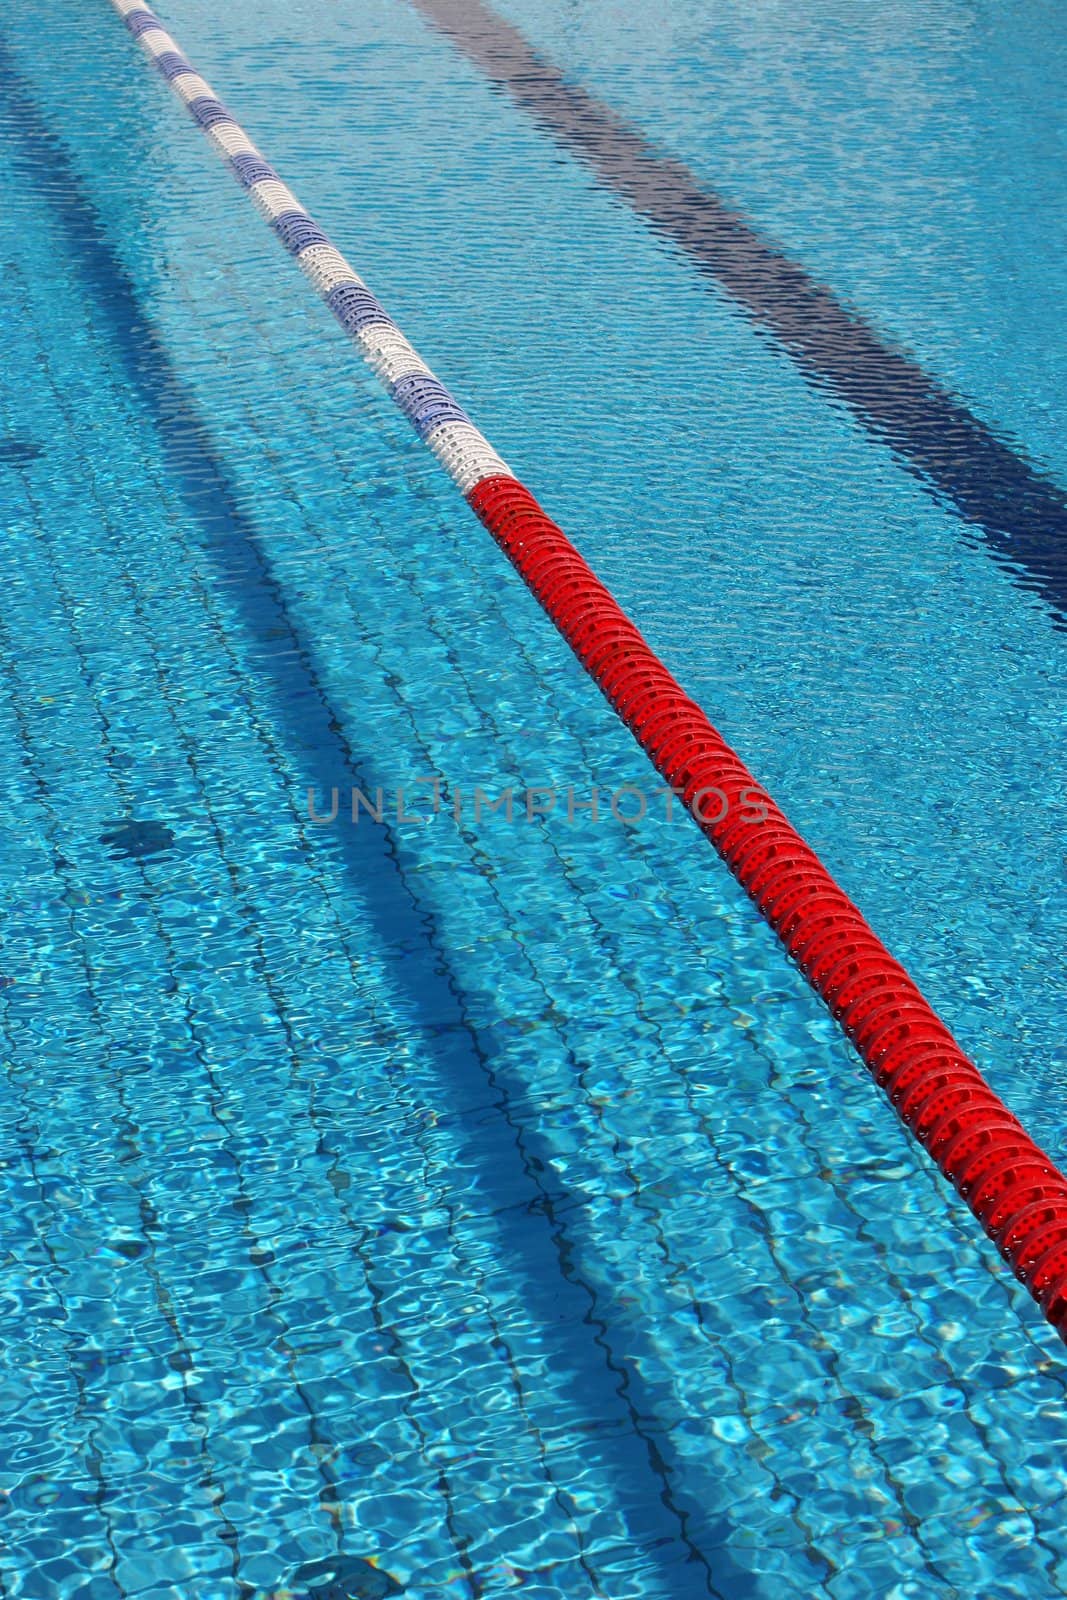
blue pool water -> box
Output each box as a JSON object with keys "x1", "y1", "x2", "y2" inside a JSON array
[{"x1": 1, "y1": 1, "x2": 1066, "y2": 1595}]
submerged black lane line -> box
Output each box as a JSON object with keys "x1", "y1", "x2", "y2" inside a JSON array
[{"x1": 410, "y1": 0, "x2": 1067, "y2": 628}]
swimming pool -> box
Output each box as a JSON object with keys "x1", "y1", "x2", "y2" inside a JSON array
[{"x1": 1, "y1": 0, "x2": 1066, "y2": 1594}]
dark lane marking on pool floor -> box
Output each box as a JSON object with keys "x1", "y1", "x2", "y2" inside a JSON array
[{"x1": 410, "y1": 0, "x2": 1067, "y2": 629}]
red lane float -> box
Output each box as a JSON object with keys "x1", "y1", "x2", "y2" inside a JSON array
[{"x1": 469, "y1": 474, "x2": 1067, "y2": 1338}]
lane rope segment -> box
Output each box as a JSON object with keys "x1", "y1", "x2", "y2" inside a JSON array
[{"x1": 109, "y1": 0, "x2": 1067, "y2": 1340}]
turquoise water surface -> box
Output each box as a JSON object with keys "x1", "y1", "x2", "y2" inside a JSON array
[{"x1": 1, "y1": 2, "x2": 1066, "y2": 1596}]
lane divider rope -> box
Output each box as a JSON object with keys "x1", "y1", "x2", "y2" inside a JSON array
[{"x1": 110, "y1": 0, "x2": 1067, "y2": 1341}]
